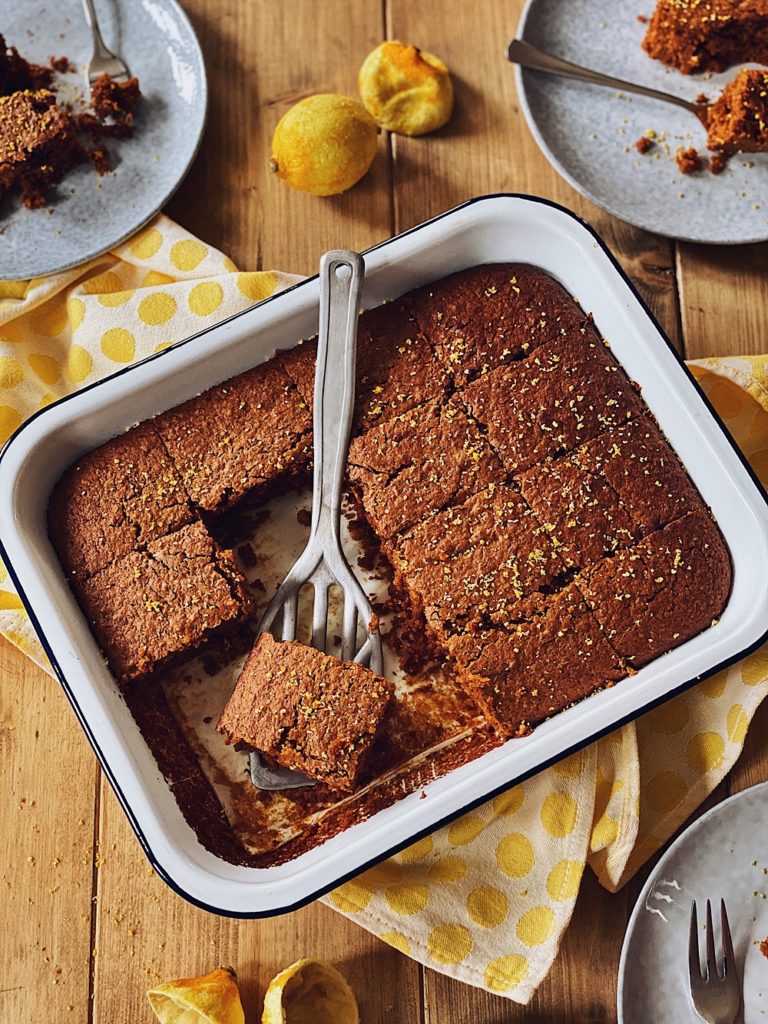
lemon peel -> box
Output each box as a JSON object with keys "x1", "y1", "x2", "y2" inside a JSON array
[
  {"x1": 270, "y1": 94, "x2": 378, "y2": 196},
  {"x1": 261, "y1": 958, "x2": 359, "y2": 1024},
  {"x1": 359, "y1": 40, "x2": 454, "y2": 136},
  {"x1": 147, "y1": 966, "x2": 245, "y2": 1024}
]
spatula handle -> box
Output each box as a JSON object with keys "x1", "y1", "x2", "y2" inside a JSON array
[{"x1": 311, "y1": 250, "x2": 365, "y2": 543}]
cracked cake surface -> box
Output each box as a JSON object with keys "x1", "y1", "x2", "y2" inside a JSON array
[
  {"x1": 347, "y1": 395, "x2": 505, "y2": 541},
  {"x1": 75, "y1": 522, "x2": 252, "y2": 684},
  {"x1": 394, "y1": 483, "x2": 566, "y2": 642}
]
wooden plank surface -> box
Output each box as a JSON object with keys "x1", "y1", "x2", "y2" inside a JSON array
[
  {"x1": 167, "y1": 0, "x2": 394, "y2": 274},
  {"x1": 0, "y1": 636, "x2": 99, "y2": 1021},
  {"x1": 1, "y1": 0, "x2": 766, "y2": 1021},
  {"x1": 678, "y1": 242, "x2": 768, "y2": 359},
  {"x1": 91, "y1": 783, "x2": 422, "y2": 1024}
]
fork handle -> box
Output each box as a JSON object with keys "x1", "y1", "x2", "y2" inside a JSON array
[
  {"x1": 507, "y1": 39, "x2": 698, "y2": 115},
  {"x1": 310, "y1": 250, "x2": 364, "y2": 543},
  {"x1": 81, "y1": 0, "x2": 112, "y2": 59}
]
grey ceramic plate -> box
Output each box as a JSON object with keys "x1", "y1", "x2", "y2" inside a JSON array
[
  {"x1": 1, "y1": 0, "x2": 207, "y2": 280},
  {"x1": 516, "y1": 0, "x2": 768, "y2": 244},
  {"x1": 618, "y1": 782, "x2": 768, "y2": 1023}
]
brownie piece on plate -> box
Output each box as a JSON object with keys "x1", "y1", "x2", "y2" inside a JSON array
[
  {"x1": 0, "y1": 34, "x2": 53, "y2": 95},
  {"x1": 89, "y1": 73, "x2": 140, "y2": 136},
  {"x1": 76, "y1": 522, "x2": 252, "y2": 684},
  {"x1": 643, "y1": 0, "x2": 768, "y2": 74},
  {"x1": 394, "y1": 483, "x2": 565, "y2": 641},
  {"x1": 154, "y1": 361, "x2": 312, "y2": 513},
  {"x1": 347, "y1": 396, "x2": 505, "y2": 542},
  {"x1": 460, "y1": 330, "x2": 642, "y2": 474},
  {"x1": 408, "y1": 263, "x2": 591, "y2": 387},
  {"x1": 217, "y1": 632, "x2": 394, "y2": 792},
  {"x1": 447, "y1": 585, "x2": 627, "y2": 737},
  {"x1": 0, "y1": 89, "x2": 81, "y2": 209},
  {"x1": 578, "y1": 510, "x2": 732, "y2": 669},
  {"x1": 707, "y1": 69, "x2": 768, "y2": 155},
  {"x1": 49, "y1": 421, "x2": 196, "y2": 582},
  {"x1": 518, "y1": 416, "x2": 704, "y2": 570}
]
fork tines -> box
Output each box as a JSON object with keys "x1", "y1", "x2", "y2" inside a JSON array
[{"x1": 688, "y1": 897, "x2": 740, "y2": 1024}]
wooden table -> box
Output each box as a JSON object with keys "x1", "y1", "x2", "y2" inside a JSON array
[{"x1": 2, "y1": 1, "x2": 767, "y2": 1020}]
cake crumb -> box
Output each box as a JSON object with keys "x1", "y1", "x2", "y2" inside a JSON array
[
  {"x1": 676, "y1": 147, "x2": 702, "y2": 174},
  {"x1": 709, "y1": 152, "x2": 728, "y2": 175}
]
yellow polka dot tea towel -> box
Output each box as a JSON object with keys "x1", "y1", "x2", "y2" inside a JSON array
[
  {"x1": 0, "y1": 215, "x2": 298, "y2": 665},
  {"x1": 322, "y1": 359, "x2": 768, "y2": 1003},
  {"x1": 1, "y1": 221, "x2": 767, "y2": 1005}
]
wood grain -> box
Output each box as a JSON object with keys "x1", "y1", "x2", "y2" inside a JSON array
[
  {"x1": 0, "y1": 637, "x2": 98, "y2": 1021},
  {"x1": 677, "y1": 242, "x2": 768, "y2": 359},
  {"x1": 91, "y1": 780, "x2": 422, "y2": 1024},
  {"x1": 1, "y1": 0, "x2": 766, "y2": 1021},
  {"x1": 167, "y1": 0, "x2": 393, "y2": 275}
]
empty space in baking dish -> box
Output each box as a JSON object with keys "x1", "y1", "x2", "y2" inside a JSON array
[
  {"x1": 158, "y1": 487, "x2": 497, "y2": 862},
  {"x1": 1, "y1": 194, "x2": 766, "y2": 915}
]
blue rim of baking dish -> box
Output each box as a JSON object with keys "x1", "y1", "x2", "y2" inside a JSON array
[{"x1": 1, "y1": 192, "x2": 767, "y2": 919}]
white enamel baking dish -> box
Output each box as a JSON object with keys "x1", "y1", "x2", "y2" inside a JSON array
[{"x1": 2, "y1": 195, "x2": 767, "y2": 917}]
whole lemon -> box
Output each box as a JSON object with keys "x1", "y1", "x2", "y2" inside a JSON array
[
  {"x1": 359, "y1": 40, "x2": 454, "y2": 136},
  {"x1": 270, "y1": 94, "x2": 378, "y2": 197}
]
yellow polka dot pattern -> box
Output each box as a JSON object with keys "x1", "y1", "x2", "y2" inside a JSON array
[
  {"x1": 188, "y1": 281, "x2": 223, "y2": 317},
  {"x1": 516, "y1": 906, "x2": 556, "y2": 947},
  {"x1": 0, "y1": 356, "x2": 24, "y2": 388},
  {"x1": 496, "y1": 833, "x2": 534, "y2": 879},
  {"x1": 426, "y1": 856, "x2": 467, "y2": 884},
  {"x1": 448, "y1": 813, "x2": 485, "y2": 846},
  {"x1": 170, "y1": 239, "x2": 208, "y2": 272},
  {"x1": 137, "y1": 292, "x2": 176, "y2": 326},
  {"x1": 427, "y1": 924, "x2": 472, "y2": 965},
  {"x1": 101, "y1": 327, "x2": 135, "y2": 363},
  {"x1": 546, "y1": 860, "x2": 582, "y2": 902},
  {"x1": 467, "y1": 887, "x2": 508, "y2": 928},
  {"x1": 385, "y1": 884, "x2": 429, "y2": 916},
  {"x1": 3, "y1": 224, "x2": 768, "y2": 1005}
]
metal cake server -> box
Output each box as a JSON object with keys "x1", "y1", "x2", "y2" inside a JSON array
[
  {"x1": 507, "y1": 39, "x2": 711, "y2": 129},
  {"x1": 249, "y1": 250, "x2": 384, "y2": 791}
]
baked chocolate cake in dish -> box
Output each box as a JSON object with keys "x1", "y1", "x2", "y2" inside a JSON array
[{"x1": 49, "y1": 262, "x2": 732, "y2": 861}]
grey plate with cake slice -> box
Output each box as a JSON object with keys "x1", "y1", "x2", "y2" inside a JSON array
[
  {"x1": 1, "y1": 0, "x2": 207, "y2": 280},
  {"x1": 515, "y1": 0, "x2": 768, "y2": 245}
]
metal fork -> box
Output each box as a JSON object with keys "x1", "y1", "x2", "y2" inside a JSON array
[
  {"x1": 507, "y1": 39, "x2": 711, "y2": 129},
  {"x1": 688, "y1": 899, "x2": 740, "y2": 1024},
  {"x1": 249, "y1": 250, "x2": 383, "y2": 792},
  {"x1": 81, "y1": 0, "x2": 132, "y2": 87}
]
